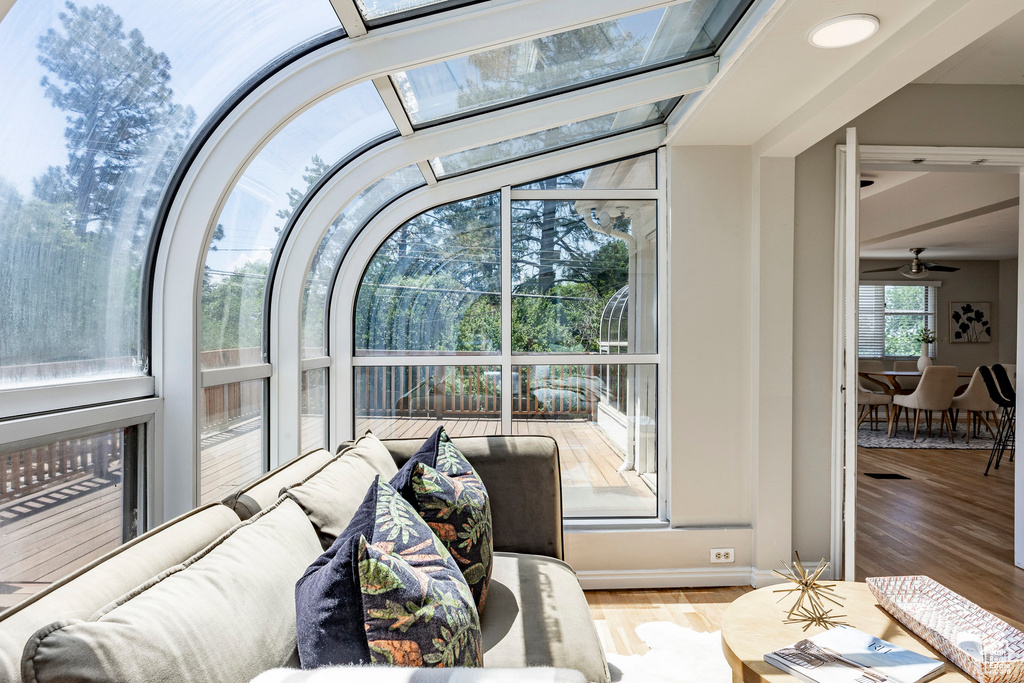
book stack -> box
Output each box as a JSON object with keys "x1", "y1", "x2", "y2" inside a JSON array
[{"x1": 764, "y1": 626, "x2": 944, "y2": 683}]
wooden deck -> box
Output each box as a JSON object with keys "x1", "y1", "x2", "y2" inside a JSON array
[{"x1": 358, "y1": 415, "x2": 656, "y2": 518}]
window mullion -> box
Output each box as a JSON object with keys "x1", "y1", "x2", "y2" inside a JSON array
[{"x1": 501, "y1": 186, "x2": 513, "y2": 434}]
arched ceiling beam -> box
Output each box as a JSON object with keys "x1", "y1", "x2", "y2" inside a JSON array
[{"x1": 153, "y1": 0, "x2": 701, "y2": 522}]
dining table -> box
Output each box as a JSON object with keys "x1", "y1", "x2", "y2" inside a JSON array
[{"x1": 858, "y1": 369, "x2": 974, "y2": 394}]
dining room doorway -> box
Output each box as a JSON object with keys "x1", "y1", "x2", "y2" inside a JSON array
[{"x1": 832, "y1": 140, "x2": 1024, "y2": 597}]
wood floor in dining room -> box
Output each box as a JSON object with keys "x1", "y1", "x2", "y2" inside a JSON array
[{"x1": 856, "y1": 445, "x2": 1024, "y2": 621}]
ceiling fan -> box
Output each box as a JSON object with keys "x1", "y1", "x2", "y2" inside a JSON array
[{"x1": 862, "y1": 248, "x2": 960, "y2": 279}]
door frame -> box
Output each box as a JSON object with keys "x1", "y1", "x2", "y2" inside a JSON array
[{"x1": 832, "y1": 143, "x2": 1024, "y2": 581}]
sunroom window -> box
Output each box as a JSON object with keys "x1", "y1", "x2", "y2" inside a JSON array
[{"x1": 352, "y1": 155, "x2": 661, "y2": 519}]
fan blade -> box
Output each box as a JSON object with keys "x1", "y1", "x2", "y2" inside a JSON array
[
  {"x1": 925, "y1": 265, "x2": 959, "y2": 272},
  {"x1": 861, "y1": 266, "x2": 902, "y2": 273}
]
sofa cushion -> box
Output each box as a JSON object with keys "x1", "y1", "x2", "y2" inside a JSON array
[
  {"x1": 379, "y1": 436, "x2": 563, "y2": 560},
  {"x1": 0, "y1": 502, "x2": 240, "y2": 682},
  {"x1": 296, "y1": 477, "x2": 482, "y2": 670},
  {"x1": 21, "y1": 497, "x2": 322, "y2": 683},
  {"x1": 285, "y1": 433, "x2": 400, "y2": 549},
  {"x1": 391, "y1": 426, "x2": 493, "y2": 611},
  {"x1": 224, "y1": 448, "x2": 336, "y2": 520},
  {"x1": 252, "y1": 666, "x2": 588, "y2": 682},
  {"x1": 481, "y1": 553, "x2": 609, "y2": 683}
]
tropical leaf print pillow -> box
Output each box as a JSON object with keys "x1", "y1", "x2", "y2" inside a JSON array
[
  {"x1": 295, "y1": 476, "x2": 482, "y2": 669},
  {"x1": 391, "y1": 426, "x2": 493, "y2": 611}
]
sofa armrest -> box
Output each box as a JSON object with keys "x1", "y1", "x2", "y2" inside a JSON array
[
  {"x1": 377, "y1": 435, "x2": 563, "y2": 560},
  {"x1": 252, "y1": 667, "x2": 586, "y2": 683}
]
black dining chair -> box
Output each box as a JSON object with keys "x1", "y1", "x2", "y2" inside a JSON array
[{"x1": 980, "y1": 365, "x2": 1015, "y2": 475}]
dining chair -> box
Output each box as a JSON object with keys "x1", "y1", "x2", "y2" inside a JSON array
[
  {"x1": 858, "y1": 360, "x2": 887, "y2": 393},
  {"x1": 980, "y1": 365, "x2": 1015, "y2": 475},
  {"x1": 858, "y1": 390, "x2": 892, "y2": 430},
  {"x1": 892, "y1": 360, "x2": 922, "y2": 393},
  {"x1": 889, "y1": 365, "x2": 958, "y2": 442},
  {"x1": 950, "y1": 367, "x2": 998, "y2": 444}
]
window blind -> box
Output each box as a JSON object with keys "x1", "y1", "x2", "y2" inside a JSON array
[{"x1": 858, "y1": 283, "x2": 938, "y2": 358}]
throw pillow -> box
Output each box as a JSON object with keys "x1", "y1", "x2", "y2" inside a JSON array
[
  {"x1": 390, "y1": 426, "x2": 493, "y2": 611},
  {"x1": 295, "y1": 476, "x2": 482, "y2": 670}
]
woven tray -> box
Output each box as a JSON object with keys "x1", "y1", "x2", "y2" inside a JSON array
[{"x1": 867, "y1": 576, "x2": 1024, "y2": 683}]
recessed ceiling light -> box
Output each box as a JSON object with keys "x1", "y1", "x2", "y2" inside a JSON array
[{"x1": 809, "y1": 14, "x2": 879, "y2": 49}]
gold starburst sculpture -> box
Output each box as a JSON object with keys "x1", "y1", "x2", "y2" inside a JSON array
[{"x1": 773, "y1": 551, "x2": 847, "y2": 631}]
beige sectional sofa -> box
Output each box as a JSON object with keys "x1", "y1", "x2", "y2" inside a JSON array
[{"x1": 0, "y1": 435, "x2": 609, "y2": 683}]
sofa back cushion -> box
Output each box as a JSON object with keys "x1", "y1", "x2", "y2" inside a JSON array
[
  {"x1": 223, "y1": 448, "x2": 336, "y2": 520},
  {"x1": 0, "y1": 503, "x2": 240, "y2": 682},
  {"x1": 284, "y1": 433, "x2": 398, "y2": 549},
  {"x1": 21, "y1": 497, "x2": 322, "y2": 683},
  {"x1": 379, "y1": 435, "x2": 563, "y2": 560}
]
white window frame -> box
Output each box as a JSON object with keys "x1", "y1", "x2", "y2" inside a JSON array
[
  {"x1": 330, "y1": 147, "x2": 668, "y2": 524},
  {"x1": 857, "y1": 280, "x2": 941, "y2": 360}
]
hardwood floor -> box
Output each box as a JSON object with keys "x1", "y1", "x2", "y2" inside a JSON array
[
  {"x1": 586, "y1": 587, "x2": 751, "y2": 655},
  {"x1": 856, "y1": 446, "x2": 1024, "y2": 620}
]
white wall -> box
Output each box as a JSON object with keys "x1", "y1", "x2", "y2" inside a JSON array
[
  {"x1": 860, "y1": 259, "x2": 1004, "y2": 371},
  {"x1": 1000, "y1": 258, "x2": 1018, "y2": 364},
  {"x1": 793, "y1": 84, "x2": 1024, "y2": 559}
]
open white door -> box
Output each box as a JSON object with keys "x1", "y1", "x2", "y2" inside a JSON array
[{"x1": 831, "y1": 128, "x2": 860, "y2": 581}]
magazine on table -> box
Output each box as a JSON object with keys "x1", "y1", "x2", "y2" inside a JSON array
[{"x1": 764, "y1": 625, "x2": 944, "y2": 683}]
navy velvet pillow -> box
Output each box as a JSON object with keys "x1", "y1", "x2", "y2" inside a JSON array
[
  {"x1": 295, "y1": 476, "x2": 482, "y2": 669},
  {"x1": 390, "y1": 426, "x2": 493, "y2": 611}
]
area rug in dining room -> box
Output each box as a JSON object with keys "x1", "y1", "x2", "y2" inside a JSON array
[
  {"x1": 858, "y1": 421, "x2": 997, "y2": 449},
  {"x1": 605, "y1": 622, "x2": 732, "y2": 683}
]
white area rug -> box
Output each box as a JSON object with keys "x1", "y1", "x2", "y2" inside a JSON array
[{"x1": 605, "y1": 622, "x2": 733, "y2": 683}]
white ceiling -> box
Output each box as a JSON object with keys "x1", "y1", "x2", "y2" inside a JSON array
[
  {"x1": 915, "y1": 8, "x2": 1024, "y2": 85},
  {"x1": 859, "y1": 170, "x2": 1020, "y2": 260}
]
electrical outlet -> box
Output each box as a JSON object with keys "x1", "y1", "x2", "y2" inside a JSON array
[{"x1": 710, "y1": 547, "x2": 734, "y2": 564}]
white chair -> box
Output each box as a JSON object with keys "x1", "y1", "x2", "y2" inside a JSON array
[
  {"x1": 858, "y1": 360, "x2": 887, "y2": 393},
  {"x1": 890, "y1": 366, "x2": 958, "y2": 443},
  {"x1": 858, "y1": 390, "x2": 892, "y2": 430},
  {"x1": 950, "y1": 367, "x2": 999, "y2": 443}
]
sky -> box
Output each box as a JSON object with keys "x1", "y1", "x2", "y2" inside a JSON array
[{"x1": 0, "y1": 0, "x2": 339, "y2": 195}]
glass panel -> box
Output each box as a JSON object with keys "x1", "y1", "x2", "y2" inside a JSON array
[
  {"x1": 202, "y1": 83, "x2": 397, "y2": 369},
  {"x1": 355, "y1": 0, "x2": 481, "y2": 25},
  {"x1": 355, "y1": 366, "x2": 500, "y2": 439},
  {"x1": 514, "y1": 153, "x2": 657, "y2": 191},
  {"x1": 885, "y1": 315, "x2": 928, "y2": 357},
  {"x1": 392, "y1": 2, "x2": 736, "y2": 125},
  {"x1": 200, "y1": 379, "x2": 265, "y2": 504},
  {"x1": 355, "y1": 194, "x2": 502, "y2": 356},
  {"x1": 303, "y1": 165, "x2": 426, "y2": 358},
  {"x1": 301, "y1": 369, "x2": 327, "y2": 454},
  {"x1": 0, "y1": 425, "x2": 141, "y2": 608},
  {"x1": 430, "y1": 102, "x2": 676, "y2": 180},
  {"x1": 885, "y1": 285, "x2": 925, "y2": 312},
  {"x1": 512, "y1": 364, "x2": 656, "y2": 518},
  {"x1": 511, "y1": 200, "x2": 656, "y2": 353},
  {"x1": 0, "y1": 0, "x2": 339, "y2": 388}
]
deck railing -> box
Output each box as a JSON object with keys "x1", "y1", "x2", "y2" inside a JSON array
[
  {"x1": 355, "y1": 364, "x2": 609, "y2": 420},
  {"x1": 1, "y1": 431, "x2": 121, "y2": 503}
]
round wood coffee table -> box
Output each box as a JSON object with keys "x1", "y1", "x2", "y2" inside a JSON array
[{"x1": 721, "y1": 581, "x2": 1022, "y2": 682}]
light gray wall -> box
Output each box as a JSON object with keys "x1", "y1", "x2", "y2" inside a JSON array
[
  {"x1": 860, "y1": 260, "x2": 1003, "y2": 371},
  {"x1": 793, "y1": 83, "x2": 1024, "y2": 560},
  {"x1": 1000, "y1": 258, "x2": 1018, "y2": 364}
]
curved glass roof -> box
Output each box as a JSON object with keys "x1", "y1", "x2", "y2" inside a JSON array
[
  {"x1": 430, "y1": 99, "x2": 678, "y2": 180},
  {"x1": 0, "y1": 0, "x2": 339, "y2": 387},
  {"x1": 201, "y1": 82, "x2": 397, "y2": 369},
  {"x1": 0, "y1": 0, "x2": 756, "y2": 392},
  {"x1": 302, "y1": 165, "x2": 426, "y2": 358},
  {"x1": 391, "y1": 1, "x2": 744, "y2": 127}
]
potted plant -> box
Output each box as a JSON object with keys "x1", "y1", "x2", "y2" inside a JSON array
[{"x1": 913, "y1": 327, "x2": 937, "y2": 371}]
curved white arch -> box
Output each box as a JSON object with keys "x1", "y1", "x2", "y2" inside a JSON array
[
  {"x1": 324, "y1": 130, "x2": 663, "y2": 448},
  {"x1": 154, "y1": 0, "x2": 698, "y2": 521}
]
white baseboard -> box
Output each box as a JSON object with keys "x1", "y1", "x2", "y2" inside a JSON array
[{"x1": 576, "y1": 566, "x2": 754, "y2": 590}]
